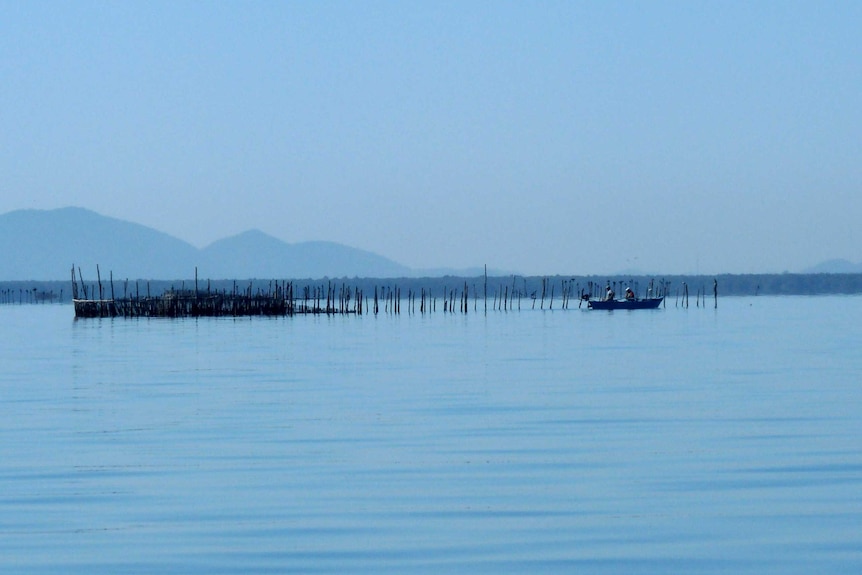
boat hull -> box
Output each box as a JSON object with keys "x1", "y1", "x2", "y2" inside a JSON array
[{"x1": 587, "y1": 297, "x2": 663, "y2": 310}]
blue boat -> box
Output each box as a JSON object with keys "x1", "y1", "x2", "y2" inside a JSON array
[{"x1": 586, "y1": 297, "x2": 664, "y2": 310}]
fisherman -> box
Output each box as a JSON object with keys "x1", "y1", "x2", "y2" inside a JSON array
[
  {"x1": 625, "y1": 287, "x2": 635, "y2": 300},
  {"x1": 605, "y1": 285, "x2": 615, "y2": 301}
]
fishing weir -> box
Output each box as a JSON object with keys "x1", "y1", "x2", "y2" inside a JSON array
[{"x1": 71, "y1": 266, "x2": 571, "y2": 318}]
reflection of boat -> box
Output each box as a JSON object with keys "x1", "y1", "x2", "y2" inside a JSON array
[{"x1": 586, "y1": 297, "x2": 663, "y2": 310}]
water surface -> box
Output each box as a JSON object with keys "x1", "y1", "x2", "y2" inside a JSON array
[{"x1": 1, "y1": 297, "x2": 860, "y2": 573}]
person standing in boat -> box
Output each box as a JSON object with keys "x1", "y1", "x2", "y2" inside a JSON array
[
  {"x1": 625, "y1": 287, "x2": 635, "y2": 300},
  {"x1": 605, "y1": 285, "x2": 615, "y2": 301}
]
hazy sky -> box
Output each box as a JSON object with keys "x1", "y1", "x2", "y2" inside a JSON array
[{"x1": 2, "y1": 1, "x2": 860, "y2": 275}]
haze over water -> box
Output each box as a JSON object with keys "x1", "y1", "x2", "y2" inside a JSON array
[{"x1": 2, "y1": 297, "x2": 860, "y2": 573}]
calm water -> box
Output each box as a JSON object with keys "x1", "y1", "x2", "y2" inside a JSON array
[{"x1": 1, "y1": 297, "x2": 860, "y2": 573}]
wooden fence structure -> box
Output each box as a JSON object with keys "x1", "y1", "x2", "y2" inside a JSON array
[{"x1": 71, "y1": 265, "x2": 693, "y2": 319}]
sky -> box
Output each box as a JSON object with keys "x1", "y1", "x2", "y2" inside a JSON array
[{"x1": 2, "y1": 1, "x2": 860, "y2": 276}]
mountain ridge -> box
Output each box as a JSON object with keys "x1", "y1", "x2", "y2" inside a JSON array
[{"x1": 0, "y1": 207, "x2": 411, "y2": 280}]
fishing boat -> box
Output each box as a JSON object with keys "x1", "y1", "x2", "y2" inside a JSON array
[{"x1": 586, "y1": 297, "x2": 663, "y2": 310}]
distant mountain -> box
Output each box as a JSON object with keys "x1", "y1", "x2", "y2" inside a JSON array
[
  {"x1": 411, "y1": 266, "x2": 511, "y2": 278},
  {"x1": 201, "y1": 230, "x2": 410, "y2": 279},
  {"x1": 0, "y1": 207, "x2": 200, "y2": 281},
  {"x1": 0, "y1": 207, "x2": 410, "y2": 280},
  {"x1": 802, "y1": 259, "x2": 862, "y2": 274}
]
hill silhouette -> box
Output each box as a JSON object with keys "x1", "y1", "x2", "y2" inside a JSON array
[
  {"x1": 0, "y1": 207, "x2": 410, "y2": 280},
  {"x1": 3, "y1": 207, "x2": 858, "y2": 282},
  {"x1": 802, "y1": 259, "x2": 862, "y2": 274}
]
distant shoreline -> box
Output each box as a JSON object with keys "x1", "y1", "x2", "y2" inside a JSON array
[{"x1": 3, "y1": 273, "x2": 862, "y2": 305}]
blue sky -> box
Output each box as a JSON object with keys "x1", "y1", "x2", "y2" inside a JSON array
[{"x1": 2, "y1": 1, "x2": 860, "y2": 275}]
